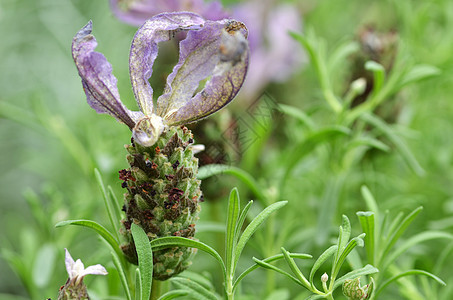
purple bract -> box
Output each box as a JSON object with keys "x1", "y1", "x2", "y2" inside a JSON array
[{"x1": 72, "y1": 12, "x2": 249, "y2": 146}]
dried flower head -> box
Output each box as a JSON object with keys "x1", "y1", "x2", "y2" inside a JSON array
[{"x1": 72, "y1": 12, "x2": 249, "y2": 147}]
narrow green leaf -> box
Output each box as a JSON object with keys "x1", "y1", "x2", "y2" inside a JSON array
[
  {"x1": 157, "y1": 290, "x2": 189, "y2": 300},
  {"x1": 375, "y1": 269, "x2": 446, "y2": 297},
  {"x1": 284, "y1": 126, "x2": 350, "y2": 180},
  {"x1": 234, "y1": 253, "x2": 312, "y2": 291},
  {"x1": 365, "y1": 61, "x2": 385, "y2": 93},
  {"x1": 197, "y1": 165, "x2": 265, "y2": 201},
  {"x1": 234, "y1": 200, "x2": 253, "y2": 243},
  {"x1": 108, "y1": 185, "x2": 123, "y2": 220},
  {"x1": 131, "y1": 223, "x2": 153, "y2": 300},
  {"x1": 277, "y1": 104, "x2": 316, "y2": 130},
  {"x1": 339, "y1": 215, "x2": 352, "y2": 252},
  {"x1": 281, "y1": 248, "x2": 311, "y2": 288},
  {"x1": 346, "y1": 137, "x2": 391, "y2": 153},
  {"x1": 360, "y1": 186, "x2": 379, "y2": 215},
  {"x1": 111, "y1": 251, "x2": 132, "y2": 300},
  {"x1": 331, "y1": 234, "x2": 365, "y2": 281},
  {"x1": 171, "y1": 277, "x2": 218, "y2": 300},
  {"x1": 150, "y1": 237, "x2": 226, "y2": 282},
  {"x1": 95, "y1": 169, "x2": 120, "y2": 240},
  {"x1": 309, "y1": 245, "x2": 337, "y2": 285},
  {"x1": 55, "y1": 219, "x2": 122, "y2": 259},
  {"x1": 357, "y1": 211, "x2": 375, "y2": 265},
  {"x1": 178, "y1": 271, "x2": 215, "y2": 292},
  {"x1": 380, "y1": 206, "x2": 423, "y2": 263},
  {"x1": 398, "y1": 64, "x2": 441, "y2": 88},
  {"x1": 135, "y1": 268, "x2": 142, "y2": 300},
  {"x1": 252, "y1": 257, "x2": 302, "y2": 287},
  {"x1": 333, "y1": 264, "x2": 379, "y2": 290},
  {"x1": 233, "y1": 201, "x2": 288, "y2": 271},
  {"x1": 328, "y1": 40, "x2": 360, "y2": 74},
  {"x1": 226, "y1": 188, "x2": 240, "y2": 275},
  {"x1": 381, "y1": 231, "x2": 453, "y2": 274},
  {"x1": 361, "y1": 113, "x2": 425, "y2": 176}
]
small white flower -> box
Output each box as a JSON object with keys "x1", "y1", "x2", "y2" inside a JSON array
[{"x1": 64, "y1": 248, "x2": 108, "y2": 285}]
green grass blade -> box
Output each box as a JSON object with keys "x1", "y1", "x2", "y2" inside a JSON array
[
  {"x1": 170, "y1": 277, "x2": 218, "y2": 300},
  {"x1": 331, "y1": 234, "x2": 365, "y2": 281},
  {"x1": 339, "y1": 215, "x2": 352, "y2": 253},
  {"x1": 234, "y1": 200, "x2": 253, "y2": 243},
  {"x1": 197, "y1": 165, "x2": 265, "y2": 201},
  {"x1": 381, "y1": 231, "x2": 453, "y2": 275},
  {"x1": 277, "y1": 104, "x2": 316, "y2": 130},
  {"x1": 108, "y1": 185, "x2": 123, "y2": 221},
  {"x1": 281, "y1": 247, "x2": 311, "y2": 289},
  {"x1": 95, "y1": 169, "x2": 120, "y2": 240},
  {"x1": 234, "y1": 253, "x2": 312, "y2": 291},
  {"x1": 252, "y1": 257, "x2": 302, "y2": 287},
  {"x1": 309, "y1": 245, "x2": 337, "y2": 286},
  {"x1": 157, "y1": 290, "x2": 189, "y2": 300},
  {"x1": 333, "y1": 264, "x2": 379, "y2": 290},
  {"x1": 380, "y1": 206, "x2": 423, "y2": 263},
  {"x1": 135, "y1": 268, "x2": 142, "y2": 300},
  {"x1": 357, "y1": 211, "x2": 375, "y2": 265},
  {"x1": 233, "y1": 201, "x2": 288, "y2": 271},
  {"x1": 365, "y1": 61, "x2": 386, "y2": 94},
  {"x1": 226, "y1": 188, "x2": 240, "y2": 276},
  {"x1": 131, "y1": 223, "x2": 153, "y2": 300},
  {"x1": 361, "y1": 113, "x2": 425, "y2": 176},
  {"x1": 150, "y1": 237, "x2": 226, "y2": 282},
  {"x1": 111, "y1": 251, "x2": 132, "y2": 300},
  {"x1": 283, "y1": 126, "x2": 350, "y2": 180},
  {"x1": 398, "y1": 64, "x2": 441, "y2": 89},
  {"x1": 55, "y1": 219, "x2": 122, "y2": 259},
  {"x1": 360, "y1": 186, "x2": 379, "y2": 215},
  {"x1": 375, "y1": 269, "x2": 446, "y2": 297}
]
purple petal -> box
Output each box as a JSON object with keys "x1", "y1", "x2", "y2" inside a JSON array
[
  {"x1": 163, "y1": 20, "x2": 249, "y2": 125},
  {"x1": 110, "y1": 0, "x2": 229, "y2": 26},
  {"x1": 156, "y1": 20, "x2": 225, "y2": 117},
  {"x1": 72, "y1": 21, "x2": 140, "y2": 129},
  {"x1": 129, "y1": 12, "x2": 205, "y2": 116}
]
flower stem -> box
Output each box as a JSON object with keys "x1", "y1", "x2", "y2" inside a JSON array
[{"x1": 150, "y1": 280, "x2": 162, "y2": 300}]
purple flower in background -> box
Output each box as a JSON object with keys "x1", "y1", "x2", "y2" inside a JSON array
[
  {"x1": 72, "y1": 12, "x2": 249, "y2": 147},
  {"x1": 110, "y1": 0, "x2": 229, "y2": 26},
  {"x1": 109, "y1": 0, "x2": 304, "y2": 100},
  {"x1": 232, "y1": 0, "x2": 305, "y2": 98}
]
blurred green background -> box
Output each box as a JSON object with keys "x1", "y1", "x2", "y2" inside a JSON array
[{"x1": 1, "y1": 0, "x2": 453, "y2": 299}]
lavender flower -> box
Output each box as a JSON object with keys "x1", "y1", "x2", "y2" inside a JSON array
[
  {"x1": 72, "y1": 12, "x2": 249, "y2": 279},
  {"x1": 110, "y1": 0, "x2": 229, "y2": 26},
  {"x1": 58, "y1": 249, "x2": 107, "y2": 300},
  {"x1": 231, "y1": 0, "x2": 305, "y2": 98},
  {"x1": 72, "y1": 12, "x2": 249, "y2": 147}
]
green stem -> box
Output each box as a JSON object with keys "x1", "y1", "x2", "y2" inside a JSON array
[
  {"x1": 150, "y1": 280, "x2": 163, "y2": 300},
  {"x1": 226, "y1": 274, "x2": 234, "y2": 300}
]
